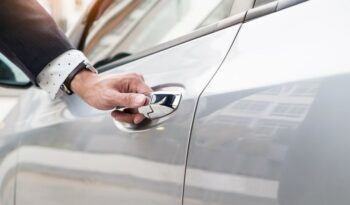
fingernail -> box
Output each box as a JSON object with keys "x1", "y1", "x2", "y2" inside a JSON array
[
  {"x1": 135, "y1": 95, "x2": 146, "y2": 106},
  {"x1": 134, "y1": 115, "x2": 144, "y2": 124}
]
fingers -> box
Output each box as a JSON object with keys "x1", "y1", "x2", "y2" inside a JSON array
[
  {"x1": 107, "y1": 73, "x2": 152, "y2": 108},
  {"x1": 111, "y1": 110, "x2": 145, "y2": 124},
  {"x1": 85, "y1": 72, "x2": 153, "y2": 110},
  {"x1": 112, "y1": 92, "x2": 149, "y2": 108},
  {"x1": 136, "y1": 81, "x2": 153, "y2": 95},
  {"x1": 122, "y1": 72, "x2": 153, "y2": 94}
]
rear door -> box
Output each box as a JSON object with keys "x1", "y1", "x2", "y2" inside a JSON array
[
  {"x1": 13, "y1": 24, "x2": 241, "y2": 205},
  {"x1": 184, "y1": 0, "x2": 350, "y2": 205}
]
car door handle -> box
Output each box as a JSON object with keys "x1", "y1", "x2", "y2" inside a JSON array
[
  {"x1": 138, "y1": 91, "x2": 182, "y2": 120},
  {"x1": 116, "y1": 91, "x2": 182, "y2": 120}
]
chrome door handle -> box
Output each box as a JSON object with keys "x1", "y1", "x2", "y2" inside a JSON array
[{"x1": 138, "y1": 91, "x2": 182, "y2": 120}]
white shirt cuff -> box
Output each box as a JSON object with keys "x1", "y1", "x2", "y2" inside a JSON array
[{"x1": 37, "y1": 50, "x2": 96, "y2": 99}]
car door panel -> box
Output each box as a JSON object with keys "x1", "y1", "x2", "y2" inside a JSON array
[
  {"x1": 11, "y1": 25, "x2": 241, "y2": 205},
  {"x1": 0, "y1": 133, "x2": 17, "y2": 205},
  {"x1": 184, "y1": 0, "x2": 350, "y2": 205}
]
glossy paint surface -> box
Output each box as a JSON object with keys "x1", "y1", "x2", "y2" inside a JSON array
[
  {"x1": 184, "y1": 0, "x2": 350, "y2": 204},
  {"x1": 4, "y1": 25, "x2": 240, "y2": 205},
  {"x1": 0, "y1": 133, "x2": 16, "y2": 205}
]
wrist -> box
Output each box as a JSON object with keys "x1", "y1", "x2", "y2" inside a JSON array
[{"x1": 70, "y1": 69, "x2": 98, "y2": 96}]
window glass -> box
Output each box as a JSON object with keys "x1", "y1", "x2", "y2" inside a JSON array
[
  {"x1": 0, "y1": 53, "x2": 30, "y2": 86},
  {"x1": 84, "y1": 0, "x2": 236, "y2": 63},
  {"x1": 199, "y1": 0, "x2": 236, "y2": 27}
]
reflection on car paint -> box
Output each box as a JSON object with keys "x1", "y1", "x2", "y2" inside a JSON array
[{"x1": 185, "y1": 80, "x2": 324, "y2": 204}]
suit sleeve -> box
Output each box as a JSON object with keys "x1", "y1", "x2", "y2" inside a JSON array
[{"x1": 0, "y1": 0, "x2": 74, "y2": 84}]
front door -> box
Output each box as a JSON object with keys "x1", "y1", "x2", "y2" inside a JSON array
[{"x1": 13, "y1": 24, "x2": 241, "y2": 205}]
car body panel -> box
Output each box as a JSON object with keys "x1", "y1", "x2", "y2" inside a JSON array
[
  {"x1": 184, "y1": 0, "x2": 350, "y2": 204},
  {"x1": 6, "y1": 25, "x2": 241, "y2": 205},
  {"x1": 0, "y1": 133, "x2": 16, "y2": 205}
]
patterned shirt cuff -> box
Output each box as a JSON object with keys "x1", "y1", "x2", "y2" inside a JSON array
[{"x1": 37, "y1": 50, "x2": 97, "y2": 99}]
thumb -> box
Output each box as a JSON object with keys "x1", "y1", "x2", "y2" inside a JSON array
[{"x1": 113, "y1": 92, "x2": 148, "y2": 108}]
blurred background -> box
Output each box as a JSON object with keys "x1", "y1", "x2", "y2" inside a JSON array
[{"x1": 38, "y1": 0, "x2": 94, "y2": 31}]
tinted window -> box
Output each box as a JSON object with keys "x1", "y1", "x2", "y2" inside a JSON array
[
  {"x1": 0, "y1": 53, "x2": 30, "y2": 86},
  {"x1": 83, "y1": 0, "x2": 236, "y2": 63},
  {"x1": 199, "y1": 0, "x2": 236, "y2": 27}
]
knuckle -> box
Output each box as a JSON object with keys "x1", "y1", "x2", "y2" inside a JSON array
[
  {"x1": 132, "y1": 77, "x2": 142, "y2": 84},
  {"x1": 121, "y1": 77, "x2": 131, "y2": 86},
  {"x1": 137, "y1": 73, "x2": 144, "y2": 79},
  {"x1": 128, "y1": 77, "x2": 142, "y2": 87},
  {"x1": 128, "y1": 72, "x2": 139, "y2": 78},
  {"x1": 128, "y1": 72, "x2": 144, "y2": 80}
]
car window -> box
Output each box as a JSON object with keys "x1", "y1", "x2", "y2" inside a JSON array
[
  {"x1": 0, "y1": 53, "x2": 30, "y2": 86},
  {"x1": 83, "y1": 0, "x2": 237, "y2": 63},
  {"x1": 198, "y1": 0, "x2": 236, "y2": 28}
]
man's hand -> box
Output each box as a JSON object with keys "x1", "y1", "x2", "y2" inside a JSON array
[{"x1": 70, "y1": 69, "x2": 152, "y2": 124}]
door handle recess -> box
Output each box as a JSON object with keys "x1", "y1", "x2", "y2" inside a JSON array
[
  {"x1": 138, "y1": 91, "x2": 182, "y2": 120},
  {"x1": 116, "y1": 91, "x2": 182, "y2": 120}
]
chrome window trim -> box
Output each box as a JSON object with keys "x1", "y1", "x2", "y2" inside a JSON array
[{"x1": 277, "y1": 0, "x2": 308, "y2": 11}]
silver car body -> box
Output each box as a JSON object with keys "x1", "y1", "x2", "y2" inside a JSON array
[{"x1": 1, "y1": 0, "x2": 350, "y2": 204}]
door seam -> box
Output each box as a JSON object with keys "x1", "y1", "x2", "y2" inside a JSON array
[{"x1": 180, "y1": 23, "x2": 244, "y2": 205}]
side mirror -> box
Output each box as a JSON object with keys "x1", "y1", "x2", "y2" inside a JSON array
[{"x1": 0, "y1": 53, "x2": 31, "y2": 89}]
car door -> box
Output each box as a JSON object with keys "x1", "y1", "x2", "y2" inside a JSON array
[
  {"x1": 184, "y1": 0, "x2": 350, "y2": 205},
  {"x1": 0, "y1": 53, "x2": 31, "y2": 205},
  {"x1": 10, "y1": 22, "x2": 241, "y2": 205}
]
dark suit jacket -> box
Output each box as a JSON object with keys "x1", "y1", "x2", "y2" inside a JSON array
[{"x1": 0, "y1": 0, "x2": 74, "y2": 84}]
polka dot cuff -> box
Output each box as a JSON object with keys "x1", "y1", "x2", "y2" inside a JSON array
[{"x1": 37, "y1": 50, "x2": 96, "y2": 99}]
